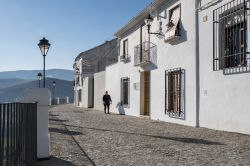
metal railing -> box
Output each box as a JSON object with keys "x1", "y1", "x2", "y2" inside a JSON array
[
  {"x1": 120, "y1": 55, "x2": 131, "y2": 63},
  {"x1": 0, "y1": 103, "x2": 37, "y2": 166},
  {"x1": 134, "y1": 41, "x2": 157, "y2": 66}
]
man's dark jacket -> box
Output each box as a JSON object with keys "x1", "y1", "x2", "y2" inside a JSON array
[{"x1": 103, "y1": 94, "x2": 112, "y2": 105}]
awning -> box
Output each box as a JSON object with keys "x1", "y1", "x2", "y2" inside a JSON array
[{"x1": 165, "y1": 6, "x2": 180, "y2": 42}]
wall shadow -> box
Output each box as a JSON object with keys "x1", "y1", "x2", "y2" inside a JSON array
[
  {"x1": 49, "y1": 128, "x2": 83, "y2": 136},
  {"x1": 38, "y1": 157, "x2": 77, "y2": 166},
  {"x1": 116, "y1": 102, "x2": 125, "y2": 115},
  {"x1": 169, "y1": 20, "x2": 187, "y2": 45},
  {"x1": 63, "y1": 125, "x2": 225, "y2": 146},
  {"x1": 49, "y1": 114, "x2": 60, "y2": 117},
  {"x1": 49, "y1": 118, "x2": 68, "y2": 122}
]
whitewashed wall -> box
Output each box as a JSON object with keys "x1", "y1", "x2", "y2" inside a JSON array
[
  {"x1": 107, "y1": 0, "x2": 198, "y2": 126},
  {"x1": 82, "y1": 77, "x2": 89, "y2": 108},
  {"x1": 198, "y1": 0, "x2": 250, "y2": 134},
  {"x1": 74, "y1": 58, "x2": 83, "y2": 107},
  {"x1": 149, "y1": 0, "x2": 197, "y2": 126},
  {"x1": 94, "y1": 71, "x2": 106, "y2": 111}
]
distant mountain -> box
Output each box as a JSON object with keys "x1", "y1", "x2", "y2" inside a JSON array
[
  {"x1": 0, "y1": 78, "x2": 30, "y2": 89},
  {"x1": 0, "y1": 78, "x2": 74, "y2": 103},
  {"x1": 0, "y1": 69, "x2": 73, "y2": 81}
]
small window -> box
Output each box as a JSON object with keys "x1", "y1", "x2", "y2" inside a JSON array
[
  {"x1": 123, "y1": 39, "x2": 128, "y2": 58},
  {"x1": 165, "y1": 4, "x2": 181, "y2": 42},
  {"x1": 78, "y1": 89, "x2": 82, "y2": 102},
  {"x1": 165, "y1": 68, "x2": 185, "y2": 119},
  {"x1": 213, "y1": 0, "x2": 249, "y2": 74},
  {"x1": 97, "y1": 61, "x2": 104, "y2": 72},
  {"x1": 121, "y1": 77, "x2": 130, "y2": 105},
  {"x1": 76, "y1": 76, "x2": 80, "y2": 86}
]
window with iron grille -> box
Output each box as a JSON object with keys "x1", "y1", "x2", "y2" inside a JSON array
[
  {"x1": 121, "y1": 39, "x2": 130, "y2": 62},
  {"x1": 213, "y1": 0, "x2": 249, "y2": 74},
  {"x1": 165, "y1": 68, "x2": 185, "y2": 119},
  {"x1": 121, "y1": 77, "x2": 130, "y2": 105},
  {"x1": 123, "y1": 39, "x2": 128, "y2": 58}
]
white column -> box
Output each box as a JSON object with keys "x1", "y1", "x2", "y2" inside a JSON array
[{"x1": 23, "y1": 88, "x2": 51, "y2": 160}]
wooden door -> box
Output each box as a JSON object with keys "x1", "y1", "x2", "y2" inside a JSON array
[{"x1": 140, "y1": 71, "x2": 150, "y2": 116}]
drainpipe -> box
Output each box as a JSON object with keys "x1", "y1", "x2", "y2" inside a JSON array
[{"x1": 195, "y1": 0, "x2": 201, "y2": 127}]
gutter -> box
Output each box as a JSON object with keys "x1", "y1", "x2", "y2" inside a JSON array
[{"x1": 195, "y1": 0, "x2": 201, "y2": 127}]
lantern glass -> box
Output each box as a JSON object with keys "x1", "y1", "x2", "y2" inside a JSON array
[
  {"x1": 38, "y1": 37, "x2": 51, "y2": 56},
  {"x1": 53, "y1": 81, "x2": 56, "y2": 87},
  {"x1": 37, "y1": 73, "x2": 42, "y2": 80},
  {"x1": 145, "y1": 14, "x2": 153, "y2": 26}
]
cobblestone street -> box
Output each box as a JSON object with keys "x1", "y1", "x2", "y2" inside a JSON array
[{"x1": 38, "y1": 104, "x2": 250, "y2": 166}]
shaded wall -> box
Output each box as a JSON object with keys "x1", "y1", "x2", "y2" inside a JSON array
[{"x1": 94, "y1": 71, "x2": 106, "y2": 111}]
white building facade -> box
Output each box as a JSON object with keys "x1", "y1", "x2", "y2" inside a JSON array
[
  {"x1": 74, "y1": 39, "x2": 118, "y2": 109},
  {"x1": 107, "y1": 0, "x2": 198, "y2": 127},
  {"x1": 75, "y1": 0, "x2": 250, "y2": 135},
  {"x1": 198, "y1": 0, "x2": 250, "y2": 134},
  {"x1": 105, "y1": 0, "x2": 250, "y2": 135}
]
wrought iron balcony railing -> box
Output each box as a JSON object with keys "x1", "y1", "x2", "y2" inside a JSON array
[
  {"x1": 134, "y1": 41, "x2": 157, "y2": 66},
  {"x1": 120, "y1": 54, "x2": 131, "y2": 63}
]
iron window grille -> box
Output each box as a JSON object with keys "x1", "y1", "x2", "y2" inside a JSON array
[
  {"x1": 213, "y1": 0, "x2": 250, "y2": 74},
  {"x1": 165, "y1": 68, "x2": 185, "y2": 119},
  {"x1": 121, "y1": 77, "x2": 130, "y2": 106}
]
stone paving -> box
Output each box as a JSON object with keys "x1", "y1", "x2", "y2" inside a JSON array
[{"x1": 38, "y1": 104, "x2": 250, "y2": 166}]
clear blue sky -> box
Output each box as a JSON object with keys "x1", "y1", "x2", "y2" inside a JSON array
[{"x1": 0, "y1": 0, "x2": 152, "y2": 72}]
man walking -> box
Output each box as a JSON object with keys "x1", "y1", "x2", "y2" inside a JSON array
[{"x1": 103, "y1": 91, "x2": 112, "y2": 114}]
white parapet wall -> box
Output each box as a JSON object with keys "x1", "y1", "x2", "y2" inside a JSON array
[
  {"x1": 23, "y1": 88, "x2": 51, "y2": 159},
  {"x1": 94, "y1": 71, "x2": 106, "y2": 111},
  {"x1": 82, "y1": 76, "x2": 94, "y2": 108},
  {"x1": 82, "y1": 77, "x2": 89, "y2": 108}
]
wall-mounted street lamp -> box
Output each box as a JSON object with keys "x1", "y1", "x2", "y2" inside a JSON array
[
  {"x1": 38, "y1": 37, "x2": 51, "y2": 88},
  {"x1": 52, "y1": 80, "x2": 56, "y2": 105},
  {"x1": 75, "y1": 67, "x2": 80, "y2": 74},
  {"x1": 145, "y1": 14, "x2": 161, "y2": 35},
  {"x1": 75, "y1": 67, "x2": 80, "y2": 86},
  {"x1": 37, "y1": 72, "x2": 43, "y2": 88}
]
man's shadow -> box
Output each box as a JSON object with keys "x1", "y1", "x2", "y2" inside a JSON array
[{"x1": 116, "y1": 102, "x2": 125, "y2": 115}]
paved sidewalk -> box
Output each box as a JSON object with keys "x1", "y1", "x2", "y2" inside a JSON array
[{"x1": 38, "y1": 104, "x2": 250, "y2": 166}]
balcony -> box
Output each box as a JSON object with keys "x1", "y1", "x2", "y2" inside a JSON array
[
  {"x1": 134, "y1": 41, "x2": 157, "y2": 67},
  {"x1": 120, "y1": 55, "x2": 131, "y2": 63}
]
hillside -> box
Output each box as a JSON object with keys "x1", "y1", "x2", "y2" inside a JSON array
[
  {"x1": 0, "y1": 78, "x2": 30, "y2": 89},
  {"x1": 0, "y1": 78, "x2": 74, "y2": 102},
  {"x1": 0, "y1": 69, "x2": 73, "y2": 81}
]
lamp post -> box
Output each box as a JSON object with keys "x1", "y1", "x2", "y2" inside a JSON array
[
  {"x1": 38, "y1": 37, "x2": 51, "y2": 88},
  {"x1": 37, "y1": 73, "x2": 43, "y2": 88},
  {"x1": 52, "y1": 81, "x2": 56, "y2": 105},
  {"x1": 145, "y1": 14, "x2": 161, "y2": 35}
]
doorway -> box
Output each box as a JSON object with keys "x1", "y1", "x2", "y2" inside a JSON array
[{"x1": 140, "y1": 71, "x2": 150, "y2": 116}]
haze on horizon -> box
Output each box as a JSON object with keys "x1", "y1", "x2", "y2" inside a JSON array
[{"x1": 0, "y1": 0, "x2": 152, "y2": 72}]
